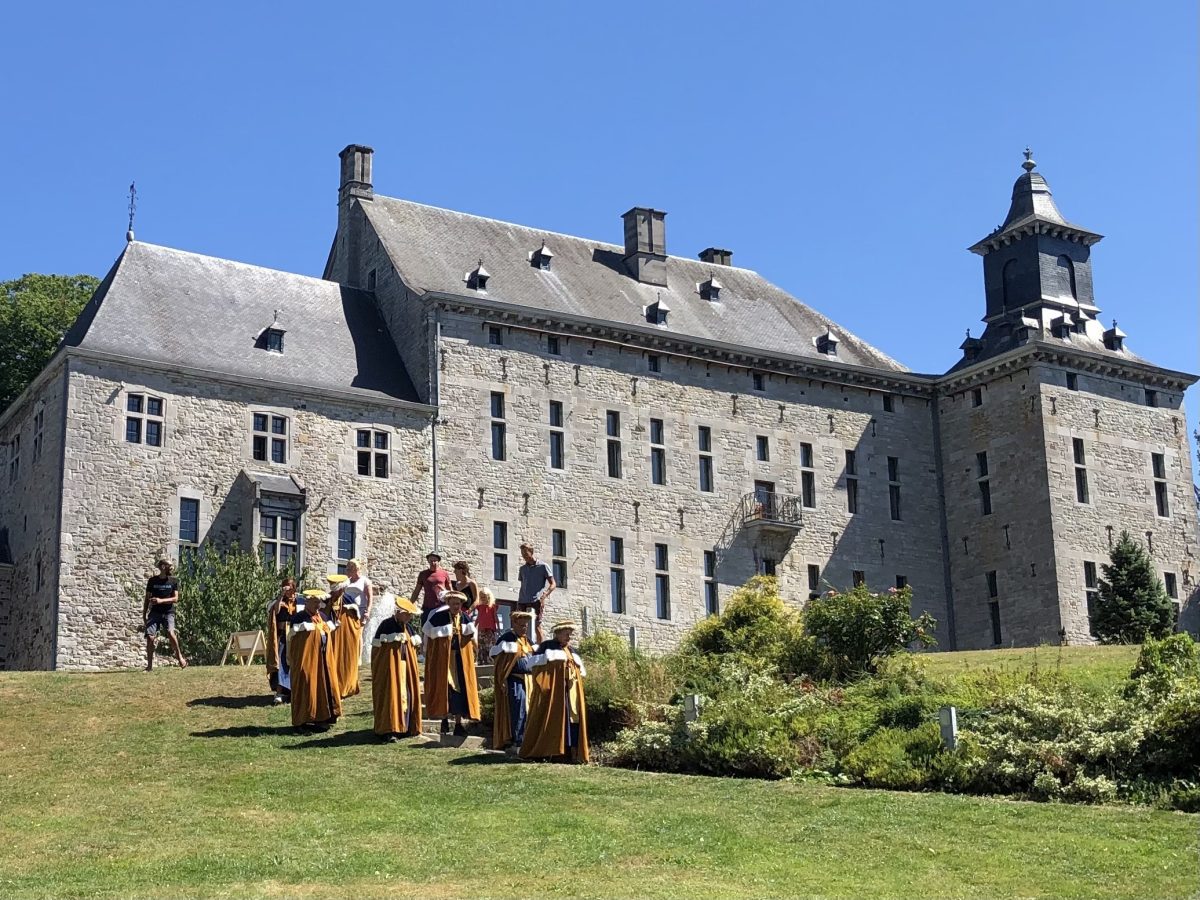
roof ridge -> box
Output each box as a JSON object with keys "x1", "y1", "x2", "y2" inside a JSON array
[
  {"x1": 127, "y1": 241, "x2": 369, "y2": 291},
  {"x1": 372, "y1": 194, "x2": 758, "y2": 273}
]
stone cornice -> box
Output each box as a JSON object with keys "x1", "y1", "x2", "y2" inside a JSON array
[
  {"x1": 969, "y1": 218, "x2": 1104, "y2": 256},
  {"x1": 426, "y1": 290, "x2": 940, "y2": 398},
  {"x1": 938, "y1": 341, "x2": 1198, "y2": 394}
]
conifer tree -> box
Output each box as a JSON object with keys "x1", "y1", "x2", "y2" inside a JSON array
[{"x1": 1093, "y1": 530, "x2": 1175, "y2": 643}]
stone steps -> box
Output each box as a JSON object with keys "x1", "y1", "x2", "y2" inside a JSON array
[{"x1": 419, "y1": 716, "x2": 498, "y2": 753}]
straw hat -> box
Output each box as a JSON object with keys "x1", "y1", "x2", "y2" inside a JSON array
[
  {"x1": 550, "y1": 620, "x2": 578, "y2": 633},
  {"x1": 301, "y1": 589, "x2": 328, "y2": 599},
  {"x1": 326, "y1": 573, "x2": 349, "y2": 585},
  {"x1": 394, "y1": 597, "x2": 419, "y2": 615},
  {"x1": 511, "y1": 610, "x2": 535, "y2": 622},
  {"x1": 443, "y1": 591, "x2": 468, "y2": 605}
]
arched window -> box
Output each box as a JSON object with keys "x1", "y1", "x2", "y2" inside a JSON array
[
  {"x1": 1001, "y1": 259, "x2": 1019, "y2": 311},
  {"x1": 1057, "y1": 255, "x2": 1077, "y2": 299}
]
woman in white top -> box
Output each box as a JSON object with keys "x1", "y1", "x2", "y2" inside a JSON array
[{"x1": 333, "y1": 557, "x2": 373, "y2": 697}]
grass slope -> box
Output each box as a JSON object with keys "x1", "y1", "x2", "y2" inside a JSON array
[
  {"x1": 0, "y1": 661, "x2": 1194, "y2": 900},
  {"x1": 915, "y1": 644, "x2": 1142, "y2": 694}
]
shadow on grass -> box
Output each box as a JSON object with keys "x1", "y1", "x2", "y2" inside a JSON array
[
  {"x1": 190, "y1": 725, "x2": 297, "y2": 738},
  {"x1": 284, "y1": 729, "x2": 384, "y2": 750},
  {"x1": 187, "y1": 694, "x2": 274, "y2": 709},
  {"x1": 448, "y1": 753, "x2": 521, "y2": 766}
]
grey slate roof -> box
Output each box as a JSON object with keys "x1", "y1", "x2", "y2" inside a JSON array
[
  {"x1": 363, "y1": 197, "x2": 908, "y2": 373},
  {"x1": 63, "y1": 242, "x2": 421, "y2": 404}
]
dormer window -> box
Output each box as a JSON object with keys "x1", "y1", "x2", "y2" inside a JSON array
[
  {"x1": 1051, "y1": 315, "x2": 1074, "y2": 340},
  {"x1": 699, "y1": 274, "x2": 722, "y2": 301},
  {"x1": 1103, "y1": 320, "x2": 1126, "y2": 352},
  {"x1": 265, "y1": 328, "x2": 284, "y2": 353},
  {"x1": 815, "y1": 330, "x2": 839, "y2": 356},
  {"x1": 466, "y1": 259, "x2": 490, "y2": 291},
  {"x1": 645, "y1": 297, "x2": 670, "y2": 326},
  {"x1": 531, "y1": 241, "x2": 554, "y2": 270}
]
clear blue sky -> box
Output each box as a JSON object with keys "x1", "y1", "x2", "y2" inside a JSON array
[{"x1": 3, "y1": 2, "x2": 1196, "y2": 450}]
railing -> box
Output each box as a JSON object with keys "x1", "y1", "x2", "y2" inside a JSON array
[{"x1": 737, "y1": 491, "x2": 804, "y2": 529}]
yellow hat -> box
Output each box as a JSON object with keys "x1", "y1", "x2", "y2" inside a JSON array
[
  {"x1": 301, "y1": 589, "x2": 327, "y2": 599},
  {"x1": 551, "y1": 620, "x2": 578, "y2": 633},
  {"x1": 326, "y1": 573, "x2": 349, "y2": 585},
  {"x1": 511, "y1": 610, "x2": 535, "y2": 621},
  {"x1": 443, "y1": 591, "x2": 468, "y2": 605},
  {"x1": 395, "y1": 597, "x2": 418, "y2": 615}
]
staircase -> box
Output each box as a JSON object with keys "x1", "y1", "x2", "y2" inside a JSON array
[{"x1": 412, "y1": 662, "x2": 499, "y2": 752}]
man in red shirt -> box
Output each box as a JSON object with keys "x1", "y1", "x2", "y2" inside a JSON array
[{"x1": 410, "y1": 552, "x2": 453, "y2": 625}]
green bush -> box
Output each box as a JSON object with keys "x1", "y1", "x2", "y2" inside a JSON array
[
  {"x1": 582, "y1": 636, "x2": 675, "y2": 742},
  {"x1": 683, "y1": 576, "x2": 803, "y2": 666},
  {"x1": 126, "y1": 544, "x2": 305, "y2": 665},
  {"x1": 1125, "y1": 633, "x2": 1199, "y2": 701},
  {"x1": 842, "y1": 722, "x2": 949, "y2": 791},
  {"x1": 577, "y1": 630, "x2": 630, "y2": 663},
  {"x1": 802, "y1": 585, "x2": 936, "y2": 679}
]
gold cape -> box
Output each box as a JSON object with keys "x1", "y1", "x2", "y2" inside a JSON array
[
  {"x1": 491, "y1": 635, "x2": 533, "y2": 749},
  {"x1": 286, "y1": 616, "x2": 343, "y2": 727},
  {"x1": 424, "y1": 614, "x2": 480, "y2": 719},
  {"x1": 520, "y1": 649, "x2": 589, "y2": 762},
  {"x1": 371, "y1": 631, "x2": 419, "y2": 736},
  {"x1": 331, "y1": 602, "x2": 363, "y2": 698}
]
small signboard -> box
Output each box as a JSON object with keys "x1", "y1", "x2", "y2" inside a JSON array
[{"x1": 221, "y1": 630, "x2": 267, "y2": 666}]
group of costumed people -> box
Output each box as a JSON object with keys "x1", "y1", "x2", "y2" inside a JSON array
[{"x1": 262, "y1": 558, "x2": 588, "y2": 762}]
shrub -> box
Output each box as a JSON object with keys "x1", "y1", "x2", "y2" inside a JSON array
[
  {"x1": 582, "y1": 638, "x2": 675, "y2": 742},
  {"x1": 802, "y1": 584, "x2": 936, "y2": 679},
  {"x1": 1093, "y1": 531, "x2": 1175, "y2": 643},
  {"x1": 1125, "y1": 633, "x2": 1200, "y2": 701},
  {"x1": 842, "y1": 722, "x2": 948, "y2": 791},
  {"x1": 578, "y1": 629, "x2": 630, "y2": 663},
  {"x1": 683, "y1": 576, "x2": 802, "y2": 667},
  {"x1": 126, "y1": 544, "x2": 305, "y2": 665}
]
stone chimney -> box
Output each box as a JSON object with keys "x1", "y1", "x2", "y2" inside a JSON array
[
  {"x1": 339, "y1": 144, "x2": 374, "y2": 202},
  {"x1": 622, "y1": 207, "x2": 667, "y2": 286},
  {"x1": 699, "y1": 247, "x2": 732, "y2": 267}
]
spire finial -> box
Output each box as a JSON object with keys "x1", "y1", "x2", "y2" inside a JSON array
[
  {"x1": 126, "y1": 181, "x2": 137, "y2": 242},
  {"x1": 1021, "y1": 147, "x2": 1036, "y2": 173}
]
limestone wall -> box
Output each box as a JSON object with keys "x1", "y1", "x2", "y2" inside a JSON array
[
  {"x1": 0, "y1": 361, "x2": 68, "y2": 670},
  {"x1": 431, "y1": 312, "x2": 949, "y2": 654},
  {"x1": 56, "y1": 358, "x2": 433, "y2": 669}
]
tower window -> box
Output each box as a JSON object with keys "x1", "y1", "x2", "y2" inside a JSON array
[
  {"x1": 1066, "y1": 372, "x2": 1078, "y2": 391},
  {"x1": 1152, "y1": 452, "x2": 1169, "y2": 517},
  {"x1": 752, "y1": 372, "x2": 766, "y2": 392},
  {"x1": 1145, "y1": 389, "x2": 1157, "y2": 408},
  {"x1": 882, "y1": 394, "x2": 894, "y2": 413},
  {"x1": 547, "y1": 335, "x2": 561, "y2": 356},
  {"x1": 1001, "y1": 258, "x2": 1019, "y2": 310},
  {"x1": 1057, "y1": 255, "x2": 1077, "y2": 299},
  {"x1": 488, "y1": 326, "x2": 503, "y2": 346},
  {"x1": 972, "y1": 387, "x2": 983, "y2": 408},
  {"x1": 1073, "y1": 438, "x2": 1089, "y2": 504}
]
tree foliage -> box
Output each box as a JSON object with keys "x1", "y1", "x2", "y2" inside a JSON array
[
  {"x1": 1093, "y1": 530, "x2": 1175, "y2": 644},
  {"x1": 0, "y1": 273, "x2": 99, "y2": 412},
  {"x1": 802, "y1": 584, "x2": 936, "y2": 679}
]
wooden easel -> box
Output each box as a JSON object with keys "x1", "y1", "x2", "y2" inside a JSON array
[{"x1": 221, "y1": 630, "x2": 267, "y2": 666}]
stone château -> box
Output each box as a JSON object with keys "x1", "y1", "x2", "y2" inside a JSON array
[{"x1": 0, "y1": 146, "x2": 1195, "y2": 669}]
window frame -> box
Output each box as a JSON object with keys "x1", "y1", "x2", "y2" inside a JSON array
[
  {"x1": 654, "y1": 543, "x2": 671, "y2": 620},
  {"x1": 551, "y1": 528, "x2": 568, "y2": 589},
  {"x1": 609, "y1": 536, "x2": 626, "y2": 614},
  {"x1": 355, "y1": 428, "x2": 391, "y2": 479},
  {"x1": 335, "y1": 519, "x2": 357, "y2": 575},
  {"x1": 493, "y1": 521, "x2": 509, "y2": 582},
  {"x1": 260, "y1": 510, "x2": 300, "y2": 573},
  {"x1": 800, "y1": 442, "x2": 816, "y2": 509},
  {"x1": 252, "y1": 412, "x2": 289, "y2": 465},
  {"x1": 126, "y1": 392, "x2": 166, "y2": 448}
]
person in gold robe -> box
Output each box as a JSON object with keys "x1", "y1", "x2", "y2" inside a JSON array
[
  {"x1": 520, "y1": 620, "x2": 588, "y2": 763},
  {"x1": 490, "y1": 610, "x2": 535, "y2": 751},
  {"x1": 265, "y1": 575, "x2": 297, "y2": 705},
  {"x1": 287, "y1": 589, "x2": 343, "y2": 731},
  {"x1": 422, "y1": 590, "x2": 480, "y2": 735},
  {"x1": 371, "y1": 597, "x2": 422, "y2": 742},
  {"x1": 325, "y1": 572, "x2": 363, "y2": 699}
]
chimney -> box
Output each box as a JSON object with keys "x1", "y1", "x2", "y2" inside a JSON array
[
  {"x1": 699, "y1": 247, "x2": 732, "y2": 267},
  {"x1": 622, "y1": 207, "x2": 668, "y2": 286},
  {"x1": 338, "y1": 144, "x2": 374, "y2": 202}
]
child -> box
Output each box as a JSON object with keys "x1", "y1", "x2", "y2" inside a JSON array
[{"x1": 474, "y1": 586, "x2": 500, "y2": 664}]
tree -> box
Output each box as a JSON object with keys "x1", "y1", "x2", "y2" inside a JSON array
[
  {"x1": 0, "y1": 273, "x2": 99, "y2": 412},
  {"x1": 1093, "y1": 530, "x2": 1175, "y2": 644},
  {"x1": 802, "y1": 584, "x2": 936, "y2": 679}
]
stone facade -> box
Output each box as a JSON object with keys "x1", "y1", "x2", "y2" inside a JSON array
[{"x1": 1, "y1": 145, "x2": 1196, "y2": 669}]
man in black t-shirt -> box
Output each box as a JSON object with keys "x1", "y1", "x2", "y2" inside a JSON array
[{"x1": 144, "y1": 560, "x2": 187, "y2": 671}]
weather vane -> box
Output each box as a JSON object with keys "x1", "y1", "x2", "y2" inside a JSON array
[{"x1": 126, "y1": 182, "x2": 137, "y2": 242}]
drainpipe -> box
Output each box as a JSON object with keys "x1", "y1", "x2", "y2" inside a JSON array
[{"x1": 430, "y1": 310, "x2": 442, "y2": 552}]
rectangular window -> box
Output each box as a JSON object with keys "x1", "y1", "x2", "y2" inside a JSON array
[
  {"x1": 547, "y1": 335, "x2": 560, "y2": 355},
  {"x1": 493, "y1": 521, "x2": 509, "y2": 582},
  {"x1": 551, "y1": 529, "x2": 568, "y2": 589},
  {"x1": 756, "y1": 435, "x2": 770, "y2": 462},
  {"x1": 989, "y1": 601, "x2": 1003, "y2": 646},
  {"x1": 649, "y1": 417, "x2": 667, "y2": 485},
  {"x1": 761, "y1": 557, "x2": 777, "y2": 577},
  {"x1": 606, "y1": 411, "x2": 622, "y2": 478},
  {"x1": 32, "y1": 410, "x2": 43, "y2": 461},
  {"x1": 972, "y1": 387, "x2": 983, "y2": 407},
  {"x1": 252, "y1": 413, "x2": 287, "y2": 463},
  {"x1": 260, "y1": 512, "x2": 300, "y2": 572},
  {"x1": 888, "y1": 456, "x2": 901, "y2": 521},
  {"x1": 752, "y1": 372, "x2": 765, "y2": 392},
  {"x1": 977, "y1": 450, "x2": 992, "y2": 516},
  {"x1": 986, "y1": 570, "x2": 998, "y2": 598},
  {"x1": 1066, "y1": 372, "x2": 1078, "y2": 391},
  {"x1": 648, "y1": 353, "x2": 661, "y2": 373},
  {"x1": 807, "y1": 564, "x2": 821, "y2": 594},
  {"x1": 697, "y1": 425, "x2": 714, "y2": 492},
  {"x1": 697, "y1": 425, "x2": 712, "y2": 453},
  {"x1": 1084, "y1": 561, "x2": 1100, "y2": 633},
  {"x1": 490, "y1": 391, "x2": 506, "y2": 462},
  {"x1": 178, "y1": 498, "x2": 200, "y2": 545},
  {"x1": 356, "y1": 428, "x2": 390, "y2": 478},
  {"x1": 490, "y1": 391, "x2": 505, "y2": 419},
  {"x1": 883, "y1": 393, "x2": 894, "y2": 413},
  {"x1": 845, "y1": 449, "x2": 858, "y2": 514},
  {"x1": 609, "y1": 537, "x2": 625, "y2": 614},
  {"x1": 1145, "y1": 389, "x2": 1157, "y2": 408},
  {"x1": 125, "y1": 393, "x2": 165, "y2": 447},
  {"x1": 852, "y1": 570, "x2": 865, "y2": 587},
  {"x1": 548, "y1": 400, "x2": 565, "y2": 470},
  {"x1": 336, "y1": 519, "x2": 356, "y2": 574},
  {"x1": 488, "y1": 326, "x2": 502, "y2": 345},
  {"x1": 1152, "y1": 452, "x2": 1169, "y2": 517},
  {"x1": 654, "y1": 543, "x2": 671, "y2": 620},
  {"x1": 800, "y1": 442, "x2": 816, "y2": 508},
  {"x1": 703, "y1": 549, "x2": 718, "y2": 615},
  {"x1": 895, "y1": 575, "x2": 908, "y2": 590},
  {"x1": 1165, "y1": 572, "x2": 1178, "y2": 600},
  {"x1": 1073, "y1": 438, "x2": 1089, "y2": 504}
]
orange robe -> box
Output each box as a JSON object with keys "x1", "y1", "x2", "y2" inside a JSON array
[
  {"x1": 332, "y1": 599, "x2": 364, "y2": 698},
  {"x1": 371, "y1": 621, "x2": 421, "y2": 736},
  {"x1": 520, "y1": 643, "x2": 589, "y2": 762},
  {"x1": 491, "y1": 632, "x2": 534, "y2": 749},
  {"x1": 286, "y1": 612, "x2": 342, "y2": 727},
  {"x1": 423, "y1": 606, "x2": 480, "y2": 719}
]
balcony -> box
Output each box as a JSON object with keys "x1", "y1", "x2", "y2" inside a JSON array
[{"x1": 737, "y1": 491, "x2": 804, "y2": 535}]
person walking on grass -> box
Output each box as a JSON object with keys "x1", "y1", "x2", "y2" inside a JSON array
[
  {"x1": 520, "y1": 620, "x2": 589, "y2": 763},
  {"x1": 422, "y1": 590, "x2": 479, "y2": 735},
  {"x1": 517, "y1": 543, "x2": 555, "y2": 644},
  {"x1": 265, "y1": 575, "x2": 297, "y2": 704},
  {"x1": 371, "y1": 597, "x2": 422, "y2": 742},
  {"x1": 490, "y1": 609, "x2": 535, "y2": 751},
  {"x1": 143, "y1": 559, "x2": 187, "y2": 671},
  {"x1": 288, "y1": 589, "x2": 342, "y2": 731}
]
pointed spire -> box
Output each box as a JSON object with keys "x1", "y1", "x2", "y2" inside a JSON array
[{"x1": 1003, "y1": 148, "x2": 1065, "y2": 227}]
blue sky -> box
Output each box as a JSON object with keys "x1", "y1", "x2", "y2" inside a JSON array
[{"x1": 2, "y1": 2, "x2": 1196, "y2": 445}]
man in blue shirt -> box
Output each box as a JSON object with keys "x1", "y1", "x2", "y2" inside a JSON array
[{"x1": 517, "y1": 543, "x2": 556, "y2": 644}]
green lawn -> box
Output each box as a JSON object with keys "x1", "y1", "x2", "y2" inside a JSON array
[
  {"x1": 0, "y1": 662, "x2": 1194, "y2": 900},
  {"x1": 914, "y1": 644, "x2": 1142, "y2": 694}
]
